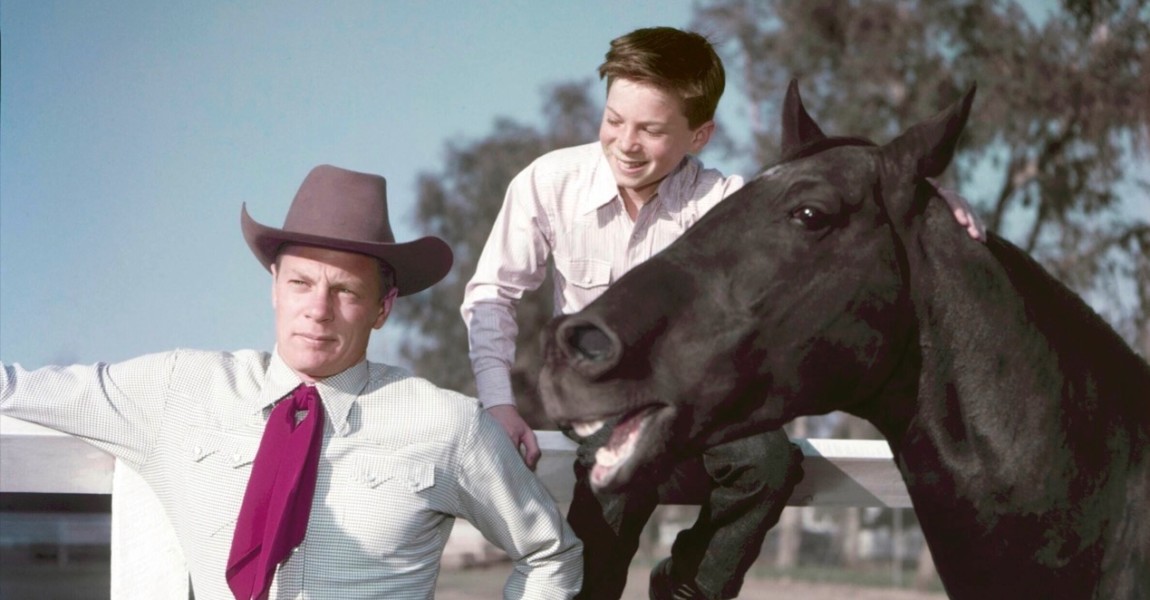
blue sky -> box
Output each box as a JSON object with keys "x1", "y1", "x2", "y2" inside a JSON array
[
  {"x1": 1, "y1": 1, "x2": 1142, "y2": 373},
  {"x1": 2, "y1": 1, "x2": 732, "y2": 369}
]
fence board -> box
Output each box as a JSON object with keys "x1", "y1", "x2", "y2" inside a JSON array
[{"x1": 2, "y1": 415, "x2": 913, "y2": 600}]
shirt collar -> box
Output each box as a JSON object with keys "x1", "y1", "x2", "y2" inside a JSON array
[
  {"x1": 580, "y1": 153, "x2": 699, "y2": 216},
  {"x1": 251, "y1": 349, "x2": 369, "y2": 435},
  {"x1": 581, "y1": 151, "x2": 622, "y2": 214}
]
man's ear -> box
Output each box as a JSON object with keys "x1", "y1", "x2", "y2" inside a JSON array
[
  {"x1": 690, "y1": 120, "x2": 716, "y2": 154},
  {"x1": 270, "y1": 264, "x2": 279, "y2": 309},
  {"x1": 373, "y1": 287, "x2": 399, "y2": 330}
]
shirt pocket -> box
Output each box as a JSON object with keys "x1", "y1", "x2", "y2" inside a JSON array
[
  {"x1": 351, "y1": 455, "x2": 435, "y2": 493},
  {"x1": 565, "y1": 258, "x2": 612, "y2": 293},
  {"x1": 181, "y1": 428, "x2": 260, "y2": 539},
  {"x1": 332, "y1": 454, "x2": 443, "y2": 557}
]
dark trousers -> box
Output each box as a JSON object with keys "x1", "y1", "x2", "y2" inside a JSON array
[{"x1": 568, "y1": 428, "x2": 803, "y2": 600}]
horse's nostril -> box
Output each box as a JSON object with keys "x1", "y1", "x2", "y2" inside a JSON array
[{"x1": 567, "y1": 324, "x2": 613, "y2": 361}]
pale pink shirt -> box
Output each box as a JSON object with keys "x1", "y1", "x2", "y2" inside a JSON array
[{"x1": 461, "y1": 142, "x2": 744, "y2": 409}]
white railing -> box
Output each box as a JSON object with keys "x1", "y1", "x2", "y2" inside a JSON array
[{"x1": 0, "y1": 415, "x2": 911, "y2": 598}]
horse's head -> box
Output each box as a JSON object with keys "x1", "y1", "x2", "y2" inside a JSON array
[{"x1": 539, "y1": 80, "x2": 976, "y2": 492}]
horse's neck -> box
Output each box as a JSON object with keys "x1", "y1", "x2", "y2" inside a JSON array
[{"x1": 888, "y1": 203, "x2": 1149, "y2": 490}]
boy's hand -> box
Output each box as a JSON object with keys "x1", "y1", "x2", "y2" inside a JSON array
[
  {"x1": 929, "y1": 178, "x2": 986, "y2": 241},
  {"x1": 487, "y1": 404, "x2": 541, "y2": 470}
]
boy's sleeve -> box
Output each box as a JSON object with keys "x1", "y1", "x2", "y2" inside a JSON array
[{"x1": 461, "y1": 165, "x2": 554, "y2": 410}]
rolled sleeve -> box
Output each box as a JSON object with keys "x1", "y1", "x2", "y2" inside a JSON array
[{"x1": 462, "y1": 165, "x2": 555, "y2": 410}]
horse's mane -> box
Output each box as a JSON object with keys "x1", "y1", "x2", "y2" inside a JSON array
[
  {"x1": 986, "y1": 233, "x2": 1150, "y2": 422},
  {"x1": 770, "y1": 136, "x2": 877, "y2": 169}
]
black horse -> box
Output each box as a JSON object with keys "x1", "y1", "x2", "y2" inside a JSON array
[{"x1": 539, "y1": 81, "x2": 1150, "y2": 598}]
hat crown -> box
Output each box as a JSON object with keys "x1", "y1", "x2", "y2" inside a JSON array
[
  {"x1": 241, "y1": 164, "x2": 453, "y2": 297},
  {"x1": 282, "y1": 165, "x2": 396, "y2": 244}
]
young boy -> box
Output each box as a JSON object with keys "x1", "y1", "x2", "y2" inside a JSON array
[{"x1": 462, "y1": 27, "x2": 803, "y2": 599}]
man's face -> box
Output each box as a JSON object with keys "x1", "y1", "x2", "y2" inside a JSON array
[
  {"x1": 271, "y1": 245, "x2": 396, "y2": 382},
  {"x1": 599, "y1": 78, "x2": 714, "y2": 204}
]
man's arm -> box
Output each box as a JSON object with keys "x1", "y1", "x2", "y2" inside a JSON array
[
  {"x1": 1, "y1": 353, "x2": 174, "y2": 469},
  {"x1": 457, "y1": 408, "x2": 583, "y2": 598}
]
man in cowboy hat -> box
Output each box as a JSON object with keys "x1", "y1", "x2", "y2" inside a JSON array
[{"x1": 1, "y1": 164, "x2": 583, "y2": 599}]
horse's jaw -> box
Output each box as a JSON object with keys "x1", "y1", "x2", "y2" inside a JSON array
[{"x1": 569, "y1": 403, "x2": 678, "y2": 492}]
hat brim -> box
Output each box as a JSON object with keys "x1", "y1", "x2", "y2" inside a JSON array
[{"x1": 241, "y1": 205, "x2": 452, "y2": 297}]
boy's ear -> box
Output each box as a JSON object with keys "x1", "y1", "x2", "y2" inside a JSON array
[{"x1": 690, "y1": 120, "x2": 716, "y2": 153}]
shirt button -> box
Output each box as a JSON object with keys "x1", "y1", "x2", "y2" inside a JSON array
[{"x1": 232, "y1": 453, "x2": 243, "y2": 465}]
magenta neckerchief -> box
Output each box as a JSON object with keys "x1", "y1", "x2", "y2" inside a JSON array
[{"x1": 226, "y1": 384, "x2": 325, "y2": 600}]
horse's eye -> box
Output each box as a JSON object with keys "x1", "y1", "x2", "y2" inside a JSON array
[{"x1": 790, "y1": 206, "x2": 832, "y2": 230}]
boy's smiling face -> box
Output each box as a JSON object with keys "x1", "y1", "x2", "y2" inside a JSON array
[{"x1": 599, "y1": 78, "x2": 714, "y2": 208}]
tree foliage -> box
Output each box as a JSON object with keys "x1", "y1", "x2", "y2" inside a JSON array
[{"x1": 691, "y1": 0, "x2": 1150, "y2": 353}]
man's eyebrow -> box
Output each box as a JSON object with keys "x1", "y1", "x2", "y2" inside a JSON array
[
  {"x1": 279, "y1": 266, "x2": 309, "y2": 279},
  {"x1": 330, "y1": 271, "x2": 374, "y2": 291}
]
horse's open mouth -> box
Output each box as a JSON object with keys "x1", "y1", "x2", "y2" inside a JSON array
[{"x1": 569, "y1": 404, "x2": 662, "y2": 489}]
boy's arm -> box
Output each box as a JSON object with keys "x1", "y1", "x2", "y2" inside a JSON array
[{"x1": 461, "y1": 167, "x2": 554, "y2": 468}]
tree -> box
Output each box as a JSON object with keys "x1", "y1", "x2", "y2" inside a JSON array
[
  {"x1": 691, "y1": 0, "x2": 1150, "y2": 353},
  {"x1": 393, "y1": 82, "x2": 601, "y2": 427}
]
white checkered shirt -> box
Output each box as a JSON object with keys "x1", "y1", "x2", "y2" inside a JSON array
[
  {"x1": 461, "y1": 142, "x2": 744, "y2": 409},
  {"x1": 1, "y1": 350, "x2": 583, "y2": 599}
]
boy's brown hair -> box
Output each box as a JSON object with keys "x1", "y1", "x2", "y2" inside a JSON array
[{"x1": 598, "y1": 27, "x2": 725, "y2": 129}]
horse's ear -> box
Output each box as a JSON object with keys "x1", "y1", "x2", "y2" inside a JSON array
[
  {"x1": 885, "y1": 84, "x2": 977, "y2": 179},
  {"x1": 781, "y1": 79, "x2": 827, "y2": 156}
]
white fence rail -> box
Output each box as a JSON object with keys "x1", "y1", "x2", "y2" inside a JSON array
[{"x1": 1, "y1": 415, "x2": 912, "y2": 598}]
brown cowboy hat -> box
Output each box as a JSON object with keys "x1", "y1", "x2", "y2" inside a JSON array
[{"x1": 241, "y1": 164, "x2": 453, "y2": 297}]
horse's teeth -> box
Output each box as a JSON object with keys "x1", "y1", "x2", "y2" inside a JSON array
[
  {"x1": 595, "y1": 446, "x2": 620, "y2": 467},
  {"x1": 573, "y1": 420, "x2": 605, "y2": 437}
]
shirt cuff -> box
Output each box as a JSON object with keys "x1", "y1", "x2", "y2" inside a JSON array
[{"x1": 474, "y1": 367, "x2": 516, "y2": 410}]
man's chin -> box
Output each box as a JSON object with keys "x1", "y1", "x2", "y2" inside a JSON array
[{"x1": 278, "y1": 351, "x2": 349, "y2": 382}]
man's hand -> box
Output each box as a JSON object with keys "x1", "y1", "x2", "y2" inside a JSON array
[
  {"x1": 487, "y1": 404, "x2": 541, "y2": 470},
  {"x1": 929, "y1": 177, "x2": 986, "y2": 241}
]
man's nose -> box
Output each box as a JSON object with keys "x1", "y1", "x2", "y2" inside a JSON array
[{"x1": 305, "y1": 290, "x2": 335, "y2": 321}]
